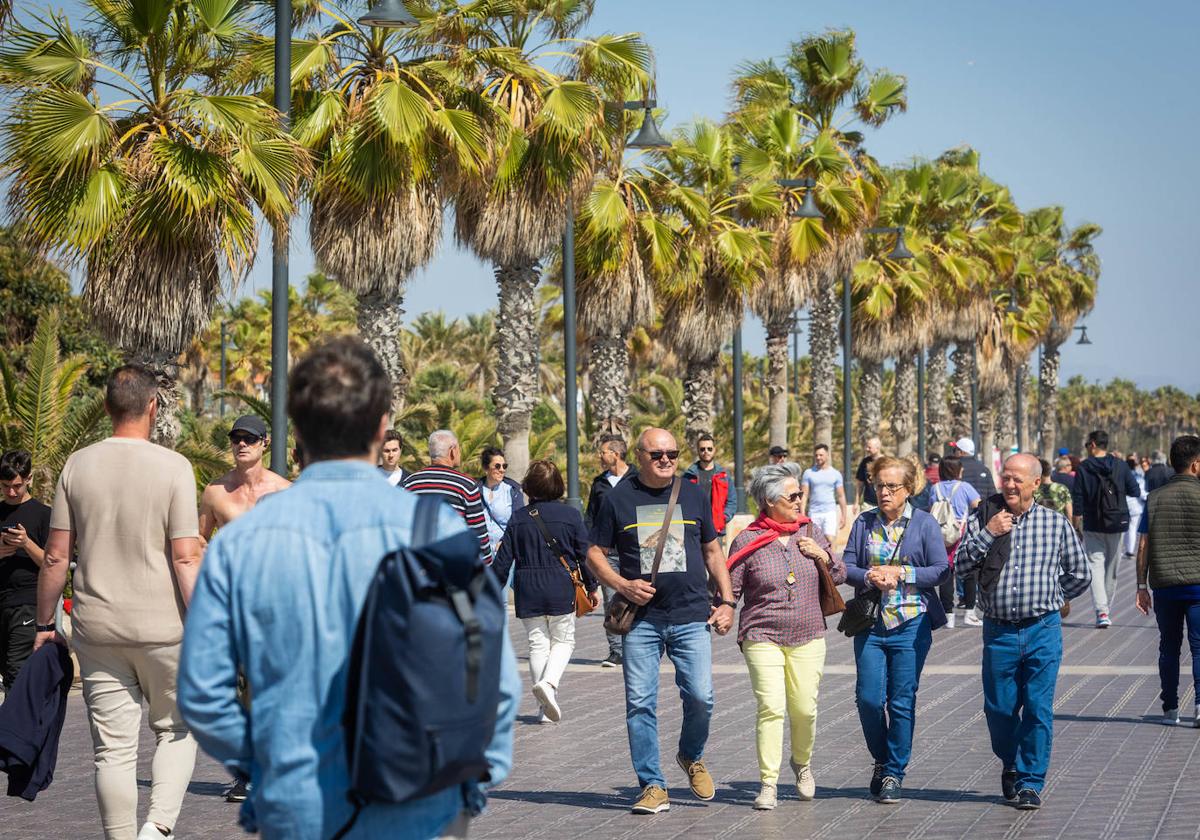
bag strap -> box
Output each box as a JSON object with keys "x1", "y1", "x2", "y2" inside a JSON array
[
  {"x1": 529, "y1": 507, "x2": 577, "y2": 578},
  {"x1": 413, "y1": 494, "x2": 441, "y2": 546},
  {"x1": 649, "y1": 478, "x2": 683, "y2": 586}
]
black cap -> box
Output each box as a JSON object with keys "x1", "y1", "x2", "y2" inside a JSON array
[
  {"x1": 768, "y1": 445, "x2": 789, "y2": 457},
  {"x1": 230, "y1": 415, "x2": 268, "y2": 438}
]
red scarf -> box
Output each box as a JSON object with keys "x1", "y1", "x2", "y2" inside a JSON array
[{"x1": 726, "y1": 511, "x2": 811, "y2": 570}]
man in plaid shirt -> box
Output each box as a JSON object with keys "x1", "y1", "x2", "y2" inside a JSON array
[{"x1": 956, "y1": 453, "x2": 1090, "y2": 812}]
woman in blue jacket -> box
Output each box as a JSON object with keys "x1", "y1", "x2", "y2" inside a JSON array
[
  {"x1": 492, "y1": 460, "x2": 598, "y2": 724},
  {"x1": 843, "y1": 456, "x2": 950, "y2": 805}
]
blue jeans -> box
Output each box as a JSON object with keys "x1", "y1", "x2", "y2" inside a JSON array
[
  {"x1": 853, "y1": 613, "x2": 932, "y2": 781},
  {"x1": 1153, "y1": 597, "x2": 1200, "y2": 712},
  {"x1": 622, "y1": 620, "x2": 714, "y2": 789},
  {"x1": 981, "y1": 612, "x2": 1062, "y2": 793}
]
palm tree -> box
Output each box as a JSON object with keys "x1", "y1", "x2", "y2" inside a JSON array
[
  {"x1": 278, "y1": 8, "x2": 488, "y2": 410},
  {"x1": 730, "y1": 29, "x2": 906, "y2": 451},
  {"x1": 2, "y1": 2, "x2": 306, "y2": 446},
  {"x1": 427, "y1": 1, "x2": 651, "y2": 480},
  {"x1": 0, "y1": 310, "x2": 107, "y2": 499}
]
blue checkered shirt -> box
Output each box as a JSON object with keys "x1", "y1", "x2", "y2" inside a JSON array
[{"x1": 956, "y1": 501, "x2": 1091, "y2": 621}]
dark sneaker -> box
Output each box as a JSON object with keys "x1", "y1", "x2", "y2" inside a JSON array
[
  {"x1": 869, "y1": 763, "x2": 885, "y2": 797},
  {"x1": 877, "y1": 776, "x2": 902, "y2": 804},
  {"x1": 225, "y1": 778, "x2": 249, "y2": 803},
  {"x1": 631, "y1": 784, "x2": 670, "y2": 814},
  {"x1": 676, "y1": 753, "x2": 715, "y2": 800},
  {"x1": 601, "y1": 652, "x2": 622, "y2": 668},
  {"x1": 1001, "y1": 767, "x2": 1019, "y2": 802},
  {"x1": 1016, "y1": 788, "x2": 1042, "y2": 810}
]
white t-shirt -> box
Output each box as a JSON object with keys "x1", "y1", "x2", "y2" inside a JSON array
[
  {"x1": 802, "y1": 467, "x2": 843, "y2": 513},
  {"x1": 380, "y1": 467, "x2": 404, "y2": 487}
]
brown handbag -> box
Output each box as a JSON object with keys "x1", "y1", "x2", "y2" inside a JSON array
[
  {"x1": 528, "y1": 507, "x2": 594, "y2": 618},
  {"x1": 807, "y1": 525, "x2": 846, "y2": 617},
  {"x1": 603, "y1": 477, "x2": 682, "y2": 635}
]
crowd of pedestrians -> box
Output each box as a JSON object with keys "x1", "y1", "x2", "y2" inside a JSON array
[{"x1": 2, "y1": 336, "x2": 1199, "y2": 838}]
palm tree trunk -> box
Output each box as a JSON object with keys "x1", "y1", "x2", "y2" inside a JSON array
[
  {"x1": 979, "y1": 391, "x2": 997, "y2": 476},
  {"x1": 1038, "y1": 341, "x2": 1062, "y2": 461},
  {"x1": 765, "y1": 317, "x2": 790, "y2": 450},
  {"x1": 587, "y1": 332, "x2": 631, "y2": 441},
  {"x1": 950, "y1": 343, "x2": 974, "y2": 438},
  {"x1": 857, "y1": 359, "x2": 883, "y2": 449},
  {"x1": 808, "y1": 282, "x2": 839, "y2": 447},
  {"x1": 926, "y1": 340, "x2": 950, "y2": 455},
  {"x1": 995, "y1": 384, "x2": 1015, "y2": 455},
  {"x1": 357, "y1": 292, "x2": 408, "y2": 412},
  {"x1": 493, "y1": 259, "x2": 542, "y2": 482},
  {"x1": 129, "y1": 351, "x2": 182, "y2": 448},
  {"x1": 892, "y1": 354, "x2": 916, "y2": 457},
  {"x1": 682, "y1": 358, "x2": 716, "y2": 446}
]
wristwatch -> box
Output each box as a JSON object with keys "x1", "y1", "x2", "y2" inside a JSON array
[
  {"x1": 714, "y1": 598, "x2": 737, "y2": 609},
  {"x1": 1137, "y1": 583, "x2": 1149, "y2": 591},
  {"x1": 35, "y1": 623, "x2": 56, "y2": 633}
]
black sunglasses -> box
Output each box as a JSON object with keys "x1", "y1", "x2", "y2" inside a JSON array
[
  {"x1": 230, "y1": 432, "x2": 263, "y2": 446},
  {"x1": 644, "y1": 449, "x2": 680, "y2": 462}
]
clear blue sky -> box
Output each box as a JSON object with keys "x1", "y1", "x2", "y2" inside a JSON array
[{"x1": 61, "y1": 0, "x2": 1200, "y2": 391}]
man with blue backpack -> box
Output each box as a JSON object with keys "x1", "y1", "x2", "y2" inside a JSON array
[{"x1": 179, "y1": 337, "x2": 520, "y2": 840}]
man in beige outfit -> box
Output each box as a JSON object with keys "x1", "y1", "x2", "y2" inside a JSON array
[{"x1": 35, "y1": 365, "x2": 202, "y2": 840}]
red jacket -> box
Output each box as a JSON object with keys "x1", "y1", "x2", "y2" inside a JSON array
[{"x1": 684, "y1": 463, "x2": 733, "y2": 534}]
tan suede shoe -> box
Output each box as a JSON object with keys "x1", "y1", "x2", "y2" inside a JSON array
[{"x1": 676, "y1": 753, "x2": 716, "y2": 801}]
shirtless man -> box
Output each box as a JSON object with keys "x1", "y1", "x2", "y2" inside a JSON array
[
  {"x1": 199, "y1": 415, "x2": 292, "y2": 540},
  {"x1": 198, "y1": 414, "x2": 290, "y2": 804}
]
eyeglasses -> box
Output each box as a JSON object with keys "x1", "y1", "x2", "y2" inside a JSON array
[
  {"x1": 490, "y1": 462, "x2": 508, "y2": 470},
  {"x1": 698, "y1": 446, "x2": 715, "y2": 453},
  {"x1": 782, "y1": 491, "x2": 802, "y2": 503},
  {"x1": 643, "y1": 449, "x2": 680, "y2": 462},
  {"x1": 230, "y1": 433, "x2": 263, "y2": 446},
  {"x1": 873, "y1": 482, "x2": 906, "y2": 495}
]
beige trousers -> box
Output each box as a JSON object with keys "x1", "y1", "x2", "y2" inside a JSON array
[{"x1": 73, "y1": 638, "x2": 197, "y2": 840}]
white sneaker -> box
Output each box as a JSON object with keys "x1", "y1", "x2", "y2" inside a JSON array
[
  {"x1": 1162, "y1": 708, "x2": 1180, "y2": 726},
  {"x1": 532, "y1": 681, "x2": 561, "y2": 722},
  {"x1": 538, "y1": 710, "x2": 553, "y2": 724},
  {"x1": 790, "y1": 759, "x2": 816, "y2": 800},
  {"x1": 1194, "y1": 704, "x2": 1200, "y2": 729},
  {"x1": 753, "y1": 782, "x2": 777, "y2": 810},
  {"x1": 137, "y1": 824, "x2": 171, "y2": 839},
  {"x1": 963, "y1": 610, "x2": 983, "y2": 627},
  {"x1": 945, "y1": 612, "x2": 956, "y2": 629}
]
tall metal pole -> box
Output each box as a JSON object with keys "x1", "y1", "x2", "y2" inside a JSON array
[
  {"x1": 562, "y1": 203, "x2": 581, "y2": 512},
  {"x1": 269, "y1": 0, "x2": 290, "y2": 475},
  {"x1": 843, "y1": 274, "x2": 854, "y2": 505},
  {"x1": 916, "y1": 346, "x2": 926, "y2": 463},
  {"x1": 1036, "y1": 342, "x2": 1044, "y2": 455},
  {"x1": 727, "y1": 326, "x2": 745, "y2": 515},
  {"x1": 219, "y1": 320, "x2": 228, "y2": 418},
  {"x1": 970, "y1": 343, "x2": 980, "y2": 448},
  {"x1": 1016, "y1": 364, "x2": 1025, "y2": 453},
  {"x1": 791, "y1": 316, "x2": 800, "y2": 399}
]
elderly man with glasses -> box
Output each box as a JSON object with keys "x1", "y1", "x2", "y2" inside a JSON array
[{"x1": 587, "y1": 428, "x2": 736, "y2": 816}]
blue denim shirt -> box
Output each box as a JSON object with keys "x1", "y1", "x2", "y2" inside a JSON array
[{"x1": 178, "y1": 460, "x2": 520, "y2": 839}]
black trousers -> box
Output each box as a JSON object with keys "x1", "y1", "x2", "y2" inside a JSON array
[{"x1": 0, "y1": 602, "x2": 36, "y2": 690}]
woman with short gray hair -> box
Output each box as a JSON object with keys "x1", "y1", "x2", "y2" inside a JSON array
[{"x1": 727, "y1": 464, "x2": 846, "y2": 810}]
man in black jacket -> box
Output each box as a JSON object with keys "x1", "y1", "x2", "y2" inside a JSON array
[
  {"x1": 1145, "y1": 451, "x2": 1172, "y2": 493},
  {"x1": 1072, "y1": 430, "x2": 1141, "y2": 628},
  {"x1": 585, "y1": 434, "x2": 637, "y2": 667},
  {"x1": 953, "y1": 437, "x2": 996, "y2": 499}
]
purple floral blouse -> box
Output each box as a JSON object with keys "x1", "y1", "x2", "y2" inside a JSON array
[{"x1": 728, "y1": 523, "x2": 847, "y2": 647}]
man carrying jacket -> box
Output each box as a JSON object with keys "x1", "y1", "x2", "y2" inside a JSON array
[
  {"x1": 683, "y1": 433, "x2": 736, "y2": 538},
  {"x1": 1072, "y1": 430, "x2": 1141, "y2": 628},
  {"x1": 585, "y1": 434, "x2": 638, "y2": 667}
]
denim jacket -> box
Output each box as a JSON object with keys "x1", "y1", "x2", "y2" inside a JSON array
[{"x1": 178, "y1": 460, "x2": 520, "y2": 839}]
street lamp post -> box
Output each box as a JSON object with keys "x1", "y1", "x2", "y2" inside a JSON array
[
  {"x1": 219, "y1": 320, "x2": 228, "y2": 418},
  {"x1": 916, "y1": 346, "x2": 926, "y2": 462},
  {"x1": 562, "y1": 201, "x2": 581, "y2": 511},
  {"x1": 970, "y1": 343, "x2": 980, "y2": 449},
  {"x1": 732, "y1": 326, "x2": 746, "y2": 513},
  {"x1": 268, "y1": 0, "x2": 290, "y2": 475}
]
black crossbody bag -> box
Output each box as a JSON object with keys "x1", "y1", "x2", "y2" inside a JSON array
[{"x1": 837, "y1": 527, "x2": 904, "y2": 637}]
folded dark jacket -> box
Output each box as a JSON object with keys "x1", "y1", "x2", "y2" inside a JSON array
[
  {"x1": 0, "y1": 643, "x2": 74, "y2": 800},
  {"x1": 976, "y1": 493, "x2": 1012, "y2": 594}
]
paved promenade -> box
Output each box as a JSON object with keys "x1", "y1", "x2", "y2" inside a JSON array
[{"x1": 4, "y1": 562, "x2": 1197, "y2": 839}]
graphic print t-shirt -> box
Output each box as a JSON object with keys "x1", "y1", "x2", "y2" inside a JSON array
[{"x1": 589, "y1": 476, "x2": 717, "y2": 624}]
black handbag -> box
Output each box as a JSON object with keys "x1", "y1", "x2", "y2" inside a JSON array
[{"x1": 836, "y1": 588, "x2": 881, "y2": 637}]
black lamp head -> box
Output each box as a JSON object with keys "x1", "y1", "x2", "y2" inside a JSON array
[
  {"x1": 359, "y1": 0, "x2": 419, "y2": 27},
  {"x1": 1076, "y1": 325, "x2": 1092, "y2": 345},
  {"x1": 887, "y1": 227, "x2": 915, "y2": 261},
  {"x1": 1005, "y1": 288, "x2": 1020, "y2": 315},
  {"x1": 627, "y1": 108, "x2": 670, "y2": 149},
  {"x1": 794, "y1": 186, "x2": 823, "y2": 220}
]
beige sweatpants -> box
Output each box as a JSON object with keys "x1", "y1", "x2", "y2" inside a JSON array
[{"x1": 73, "y1": 638, "x2": 198, "y2": 840}]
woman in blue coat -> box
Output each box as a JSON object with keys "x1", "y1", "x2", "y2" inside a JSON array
[
  {"x1": 843, "y1": 456, "x2": 950, "y2": 805},
  {"x1": 492, "y1": 460, "x2": 598, "y2": 724}
]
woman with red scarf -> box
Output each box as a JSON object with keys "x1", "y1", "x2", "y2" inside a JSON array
[{"x1": 727, "y1": 464, "x2": 846, "y2": 810}]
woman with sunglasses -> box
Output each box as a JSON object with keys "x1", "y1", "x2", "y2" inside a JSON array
[
  {"x1": 727, "y1": 464, "x2": 845, "y2": 810},
  {"x1": 477, "y1": 447, "x2": 526, "y2": 559},
  {"x1": 843, "y1": 456, "x2": 950, "y2": 805}
]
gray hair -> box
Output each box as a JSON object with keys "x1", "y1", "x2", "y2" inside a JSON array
[
  {"x1": 428, "y1": 429, "x2": 459, "y2": 459},
  {"x1": 598, "y1": 433, "x2": 627, "y2": 459},
  {"x1": 779, "y1": 460, "x2": 803, "y2": 483},
  {"x1": 1152, "y1": 450, "x2": 1168, "y2": 465},
  {"x1": 749, "y1": 464, "x2": 798, "y2": 511}
]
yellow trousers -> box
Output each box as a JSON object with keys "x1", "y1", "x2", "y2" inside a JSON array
[{"x1": 742, "y1": 638, "x2": 826, "y2": 784}]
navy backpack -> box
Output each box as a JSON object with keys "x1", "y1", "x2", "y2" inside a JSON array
[{"x1": 336, "y1": 495, "x2": 505, "y2": 837}]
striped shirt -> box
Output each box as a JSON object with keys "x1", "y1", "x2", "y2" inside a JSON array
[
  {"x1": 868, "y1": 503, "x2": 923, "y2": 629},
  {"x1": 402, "y1": 465, "x2": 491, "y2": 561},
  {"x1": 955, "y1": 501, "x2": 1091, "y2": 620}
]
